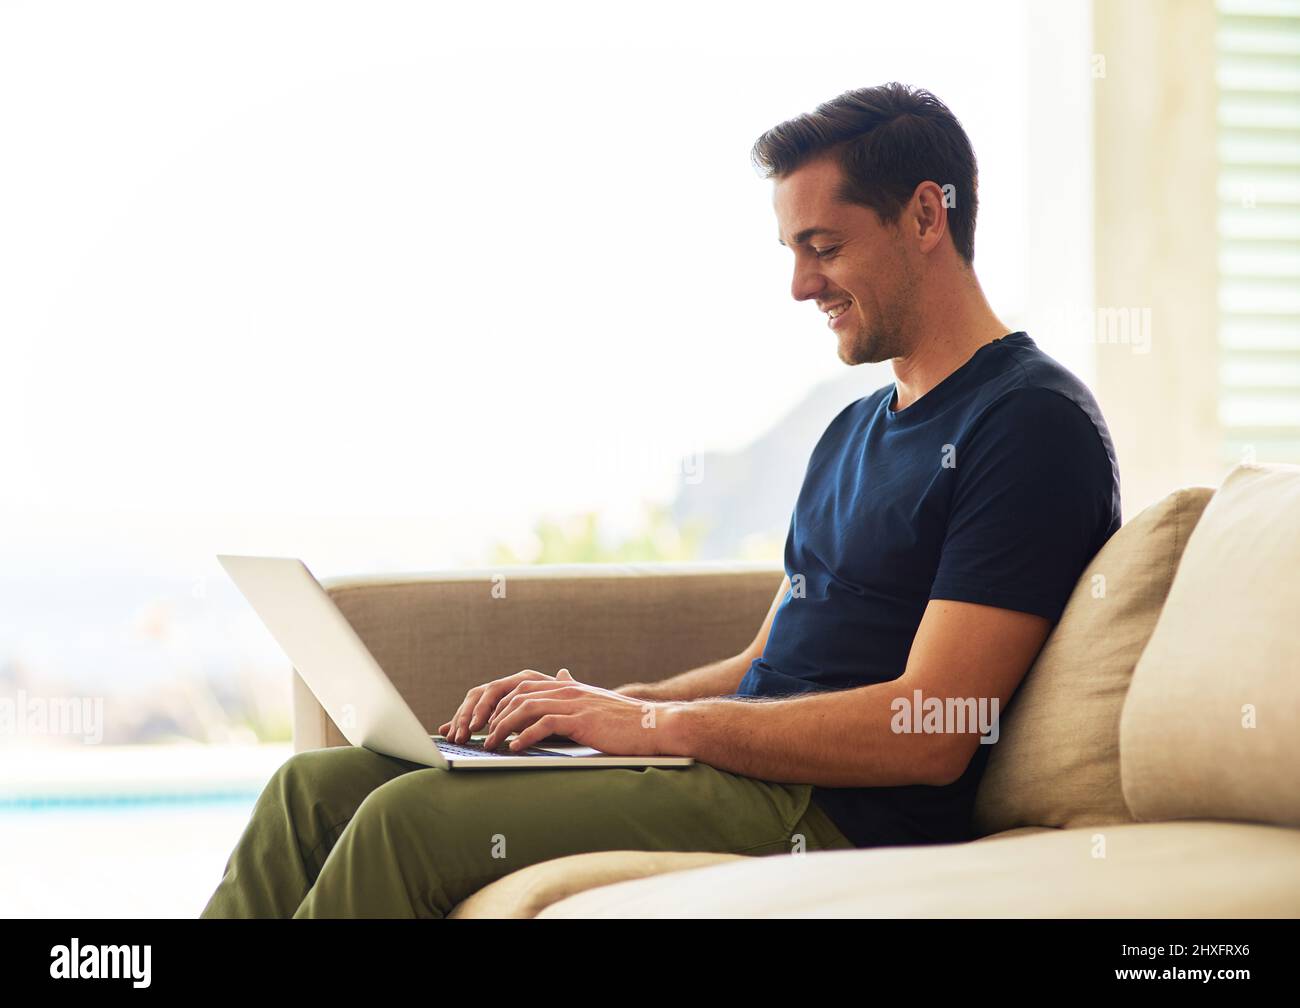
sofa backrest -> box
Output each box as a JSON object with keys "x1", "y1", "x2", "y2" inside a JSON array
[
  {"x1": 298, "y1": 562, "x2": 785, "y2": 750},
  {"x1": 1119, "y1": 462, "x2": 1300, "y2": 828},
  {"x1": 972, "y1": 484, "x2": 1215, "y2": 835}
]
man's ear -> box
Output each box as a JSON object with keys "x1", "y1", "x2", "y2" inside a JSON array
[{"x1": 910, "y1": 180, "x2": 949, "y2": 255}]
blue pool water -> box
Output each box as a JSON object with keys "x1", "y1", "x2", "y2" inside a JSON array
[{"x1": 0, "y1": 789, "x2": 264, "y2": 811}]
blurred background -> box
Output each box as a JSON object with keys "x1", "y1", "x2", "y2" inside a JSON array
[{"x1": 0, "y1": 0, "x2": 1295, "y2": 916}]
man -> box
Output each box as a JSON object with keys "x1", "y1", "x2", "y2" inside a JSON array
[{"x1": 202, "y1": 82, "x2": 1120, "y2": 918}]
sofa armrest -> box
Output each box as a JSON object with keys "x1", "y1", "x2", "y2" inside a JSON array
[{"x1": 292, "y1": 561, "x2": 784, "y2": 752}]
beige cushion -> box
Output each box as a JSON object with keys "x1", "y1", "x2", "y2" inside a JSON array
[
  {"x1": 448, "y1": 850, "x2": 750, "y2": 919},
  {"x1": 1120, "y1": 463, "x2": 1300, "y2": 827},
  {"x1": 538, "y1": 821, "x2": 1300, "y2": 918},
  {"x1": 450, "y1": 827, "x2": 1054, "y2": 919},
  {"x1": 973, "y1": 485, "x2": 1214, "y2": 834}
]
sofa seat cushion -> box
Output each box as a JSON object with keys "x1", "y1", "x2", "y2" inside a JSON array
[
  {"x1": 449, "y1": 827, "x2": 1056, "y2": 918},
  {"x1": 536, "y1": 821, "x2": 1300, "y2": 918},
  {"x1": 447, "y1": 850, "x2": 750, "y2": 919}
]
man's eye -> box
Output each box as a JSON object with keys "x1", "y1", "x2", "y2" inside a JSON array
[{"x1": 815, "y1": 247, "x2": 839, "y2": 259}]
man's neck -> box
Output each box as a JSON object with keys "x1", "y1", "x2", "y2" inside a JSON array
[{"x1": 890, "y1": 279, "x2": 1010, "y2": 412}]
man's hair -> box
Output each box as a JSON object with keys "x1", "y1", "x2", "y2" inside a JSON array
[{"x1": 750, "y1": 82, "x2": 979, "y2": 264}]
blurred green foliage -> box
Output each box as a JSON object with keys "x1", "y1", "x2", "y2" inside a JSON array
[{"x1": 488, "y1": 501, "x2": 710, "y2": 564}]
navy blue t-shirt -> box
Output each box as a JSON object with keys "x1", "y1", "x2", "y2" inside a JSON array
[{"x1": 737, "y1": 331, "x2": 1121, "y2": 848}]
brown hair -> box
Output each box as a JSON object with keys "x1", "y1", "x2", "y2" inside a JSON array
[{"x1": 751, "y1": 82, "x2": 979, "y2": 264}]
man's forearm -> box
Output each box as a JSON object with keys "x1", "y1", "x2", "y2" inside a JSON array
[
  {"x1": 656, "y1": 682, "x2": 961, "y2": 788},
  {"x1": 614, "y1": 652, "x2": 752, "y2": 702}
]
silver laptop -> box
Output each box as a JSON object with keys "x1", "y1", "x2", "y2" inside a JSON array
[{"x1": 217, "y1": 554, "x2": 694, "y2": 770}]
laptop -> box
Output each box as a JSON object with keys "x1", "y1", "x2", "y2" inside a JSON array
[{"x1": 217, "y1": 554, "x2": 694, "y2": 770}]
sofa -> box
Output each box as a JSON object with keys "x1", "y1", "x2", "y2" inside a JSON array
[{"x1": 292, "y1": 462, "x2": 1300, "y2": 917}]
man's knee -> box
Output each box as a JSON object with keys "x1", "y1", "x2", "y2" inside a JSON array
[
  {"x1": 277, "y1": 744, "x2": 366, "y2": 780},
  {"x1": 346, "y1": 768, "x2": 526, "y2": 859},
  {"x1": 349, "y1": 766, "x2": 444, "y2": 826},
  {"x1": 271, "y1": 745, "x2": 408, "y2": 800},
  {"x1": 338, "y1": 769, "x2": 465, "y2": 884},
  {"x1": 350, "y1": 768, "x2": 641, "y2": 861}
]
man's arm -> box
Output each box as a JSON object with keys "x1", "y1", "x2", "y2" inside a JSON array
[
  {"x1": 656, "y1": 598, "x2": 1051, "y2": 787},
  {"x1": 614, "y1": 574, "x2": 790, "y2": 701}
]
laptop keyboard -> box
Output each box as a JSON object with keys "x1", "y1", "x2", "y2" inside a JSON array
[{"x1": 434, "y1": 737, "x2": 570, "y2": 758}]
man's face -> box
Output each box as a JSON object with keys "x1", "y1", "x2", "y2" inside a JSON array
[{"x1": 773, "y1": 156, "x2": 917, "y2": 365}]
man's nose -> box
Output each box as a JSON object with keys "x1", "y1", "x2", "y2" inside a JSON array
[{"x1": 791, "y1": 262, "x2": 825, "y2": 303}]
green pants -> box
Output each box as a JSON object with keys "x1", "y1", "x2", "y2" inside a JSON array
[{"x1": 200, "y1": 744, "x2": 853, "y2": 918}]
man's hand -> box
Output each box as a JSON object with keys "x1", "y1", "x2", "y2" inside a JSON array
[
  {"x1": 438, "y1": 668, "x2": 569, "y2": 744},
  {"x1": 480, "y1": 669, "x2": 673, "y2": 755}
]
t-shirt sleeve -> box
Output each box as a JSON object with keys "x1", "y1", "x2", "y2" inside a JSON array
[{"x1": 928, "y1": 386, "x2": 1116, "y2": 622}]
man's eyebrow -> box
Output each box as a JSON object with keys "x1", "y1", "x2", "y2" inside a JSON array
[{"x1": 777, "y1": 227, "x2": 839, "y2": 248}]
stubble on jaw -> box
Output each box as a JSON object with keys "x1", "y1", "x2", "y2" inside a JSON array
[
  {"x1": 842, "y1": 263, "x2": 918, "y2": 366},
  {"x1": 841, "y1": 302, "x2": 909, "y2": 366}
]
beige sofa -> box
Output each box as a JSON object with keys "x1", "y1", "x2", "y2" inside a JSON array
[{"x1": 293, "y1": 462, "x2": 1300, "y2": 917}]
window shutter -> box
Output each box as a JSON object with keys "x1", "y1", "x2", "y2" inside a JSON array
[{"x1": 1217, "y1": 0, "x2": 1300, "y2": 463}]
